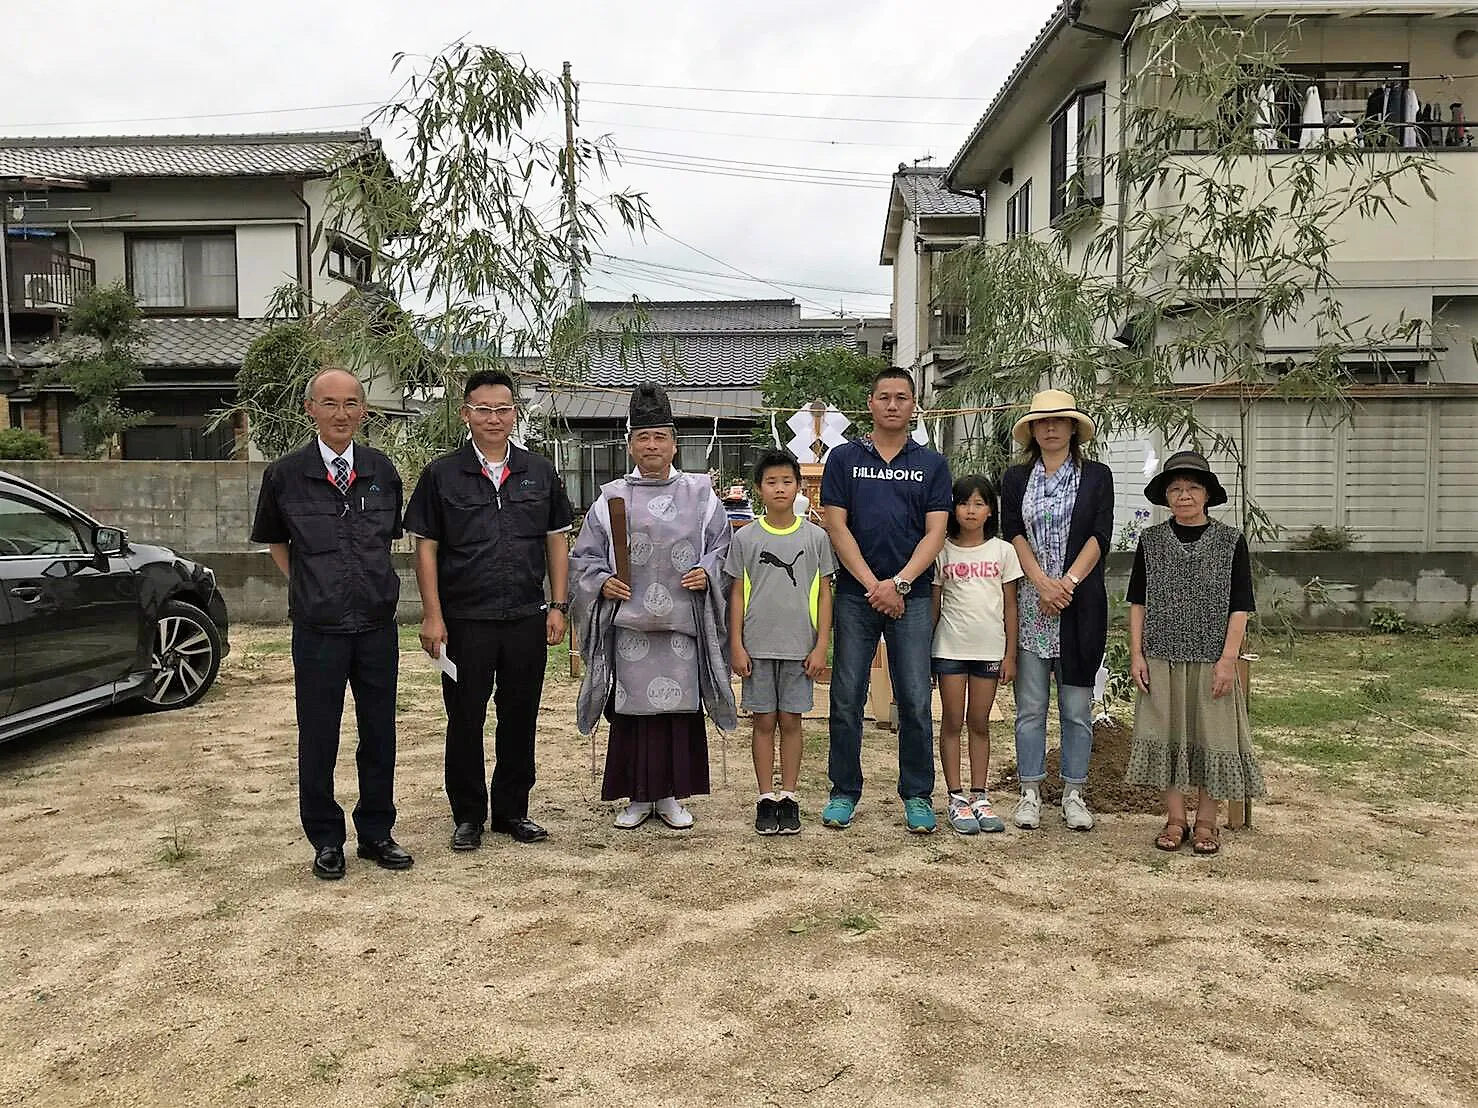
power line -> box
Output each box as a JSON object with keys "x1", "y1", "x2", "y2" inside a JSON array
[
  {"x1": 584, "y1": 118, "x2": 940, "y2": 148},
  {"x1": 622, "y1": 146, "x2": 892, "y2": 179},
  {"x1": 619, "y1": 156, "x2": 885, "y2": 190},
  {"x1": 584, "y1": 98, "x2": 967, "y2": 127},
  {"x1": 0, "y1": 101, "x2": 381, "y2": 130},
  {"x1": 597, "y1": 254, "x2": 891, "y2": 299},
  {"x1": 586, "y1": 80, "x2": 993, "y2": 103}
]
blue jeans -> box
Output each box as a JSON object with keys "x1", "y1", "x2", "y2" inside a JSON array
[
  {"x1": 828, "y1": 591, "x2": 935, "y2": 802},
  {"x1": 1013, "y1": 649, "x2": 1094, "y2": 787}
]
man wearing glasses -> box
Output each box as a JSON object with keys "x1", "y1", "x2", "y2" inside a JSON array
[
  {"x1": 250, "y1": 367, "x2": 412, "y2": 880},
  {"x1": 403, "y1": 369, "x2": 574, "y2": 850}
]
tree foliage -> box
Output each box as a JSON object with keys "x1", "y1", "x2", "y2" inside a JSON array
[
  {"x1": 44, "y1": 282, "x2": 151, "y2": 458},
  {"x1": 219, "y1": 41, "x2": 654, "y2": 478},
  {"x1": 942, "y1": 14, "x2": 1438, "y2": 540},
  {"x1": 0, "y1": 428, "x2": 49, "y2": 459}
]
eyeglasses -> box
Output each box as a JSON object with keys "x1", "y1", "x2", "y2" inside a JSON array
[
  {"x1": 463, "y1": 404, "x2": 516, "y2": 418},
  {"x1": 312, "y1": 400, "x2": 364, "y2": 414}
]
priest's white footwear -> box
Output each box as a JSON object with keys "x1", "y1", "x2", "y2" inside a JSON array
[
  {"x1": 1062, "y1": 788, "x2": 1095, "y2": 831},
  {"x1": 655, "y1": 796, "x2": 694, "y2": 829},
  {"x1": 614, "y1": 801, "x2": 654, "y2": 829}
]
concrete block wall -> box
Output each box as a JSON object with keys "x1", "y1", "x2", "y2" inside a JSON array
[{"x1": 3, "y1": 460, "x2": 268, "y2": 552}]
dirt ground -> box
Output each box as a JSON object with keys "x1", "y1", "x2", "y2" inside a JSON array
[{"x1": 2, "y1": 626, "x2": 1475, "y2": 1108}]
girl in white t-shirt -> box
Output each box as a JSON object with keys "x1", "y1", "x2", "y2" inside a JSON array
[{"x1": 931, "y1": 475, "x2": 1024, "y2": 835}]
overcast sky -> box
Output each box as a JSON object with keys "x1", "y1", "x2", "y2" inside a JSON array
[{"x1": 5, "y1": 0, "x2": 1061, "y2": 320}]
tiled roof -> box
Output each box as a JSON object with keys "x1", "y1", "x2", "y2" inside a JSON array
[
  {"x1": 14, "y1": 317, "x2": 275, "y2": 369},
  {"x1": 525, "y1": 386, "x2": 762, "y2": 422},
  {"x1": 585, "y1": 298, "x2": 806, "y2": 332},
  {"x1": 579, "y1": 329, "x2": 852, "y2": 390},
  {"x1": 0, "y1": 131, "x2": 376, "y2": 179},
  {"x1": 895, "y1": 168, "x2": 979, "y2": 217}
]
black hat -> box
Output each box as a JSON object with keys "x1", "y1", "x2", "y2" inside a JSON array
[
  {"x1": 1144, "y1": 450, "x2": 1228, "y2": 507},
  {"x1": 628, "y1": 381, "x2": 675, "y2": 432}
]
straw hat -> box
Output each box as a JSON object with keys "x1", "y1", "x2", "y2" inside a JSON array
[
  {"x1": 1010, "y1": 389, "x2": 1097, "y2": 446},
  {"x1": 1143, "y1": 450, "x2": 1228, "y2": 508}
]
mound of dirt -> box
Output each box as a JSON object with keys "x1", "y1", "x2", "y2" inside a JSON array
[{"x1": 991, "y1": 718, "x2": 1162, "y2": 814}]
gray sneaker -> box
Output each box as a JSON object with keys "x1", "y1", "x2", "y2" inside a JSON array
[{"x1": 947, "y1": 794, "x2": 980, "y2": 835}]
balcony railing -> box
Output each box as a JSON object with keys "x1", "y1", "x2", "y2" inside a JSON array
[
  {"x1": 929, "y1": 298, "x2": 968, "y2": 350},
  {"x1": 4, "y1": 241, "x2": 96, "y2": 313}
]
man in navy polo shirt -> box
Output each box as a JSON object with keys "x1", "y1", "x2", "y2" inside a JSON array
[{"x1": 820, "y1": 368, "x2": 951, "y2": 834}]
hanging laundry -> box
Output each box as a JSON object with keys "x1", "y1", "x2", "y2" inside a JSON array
[
  {"x1": 1451, "y1": 102, "x2": 1468, "y2": 147},
  {"x1": 1254, "y1": 83, "x2": 1279, "y2": 150},
  {"x1": 1402, "y1": 87, "x2": 1420, "y2": 148}
]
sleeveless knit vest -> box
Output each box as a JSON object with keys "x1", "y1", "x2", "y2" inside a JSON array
[{"x1": 1141, "y1": 519, "x2": 1239, "y2": 663}]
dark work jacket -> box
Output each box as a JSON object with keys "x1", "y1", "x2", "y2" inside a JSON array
[
  {"x1": 1000, "y1": 457, "x2": 1114, "y2": 686},
  {"x1": 402, "y1": 442, "x2": 573, "y2": 621},
  {"x1": 250, "y1": 440, "x2": 404, "y2": 633}
]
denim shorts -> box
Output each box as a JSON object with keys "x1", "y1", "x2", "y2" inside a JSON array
[{"x1": 931, "y1": 658, "x2": 1002, "y2": 679}]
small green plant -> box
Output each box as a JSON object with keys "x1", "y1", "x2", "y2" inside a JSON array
[
  {"x1": 1358, "y1": 676, "x2": 1394, "y2": 704},
  {"x1": 1369, "y1": 607, "x2": 1411, "y2": 635},
  {"x1": 838, "y1": 911, "x2": 881, "y2": 935},
  {"x1": 1292, "y1": 524, "x2": 1360, "y2": 551},
  {"x1": 0, "y1": 428, "x2": 50, "y2": 459},
  {"x1": 308, "y1": 1051, "x2": 343, "y2": 1084},
  {"x1": 157, "y1": 825, "x2": 195, "y2": 865}
]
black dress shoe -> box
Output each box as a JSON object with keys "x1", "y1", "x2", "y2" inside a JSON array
[
  {"x1": 490, "y1": 816, "x2": 549, "y2": 843},
  {"x1": 356, "y1": 838, "x2": 414, "y2": 870},
  {"x1": 451, "y1": 822, "x2": 483, "y2": 851},
  {"x1": 312, "y1": 845, "x2": 345, "y2": 880}
]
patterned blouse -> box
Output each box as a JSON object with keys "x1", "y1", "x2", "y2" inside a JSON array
[{"x1": 1017, "y1": 458, "x2": 1080, "y2": 658}]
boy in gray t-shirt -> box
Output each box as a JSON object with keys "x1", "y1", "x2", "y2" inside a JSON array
[{"x1": 724, "y1": 451, "x2": 835, "y2": 836}]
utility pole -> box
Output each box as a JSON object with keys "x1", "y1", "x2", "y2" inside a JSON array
[{"x1": 561, "y1": 61, "x2": 582, "y2": 303}]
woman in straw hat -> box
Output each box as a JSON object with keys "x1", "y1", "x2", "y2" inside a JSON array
[
  {"x1": 1000, "y1": 390, "x2": 1115, "y2": 833},
  {"x1": 1125, "y1": 451, "x2": 1265, "y2": 856}
]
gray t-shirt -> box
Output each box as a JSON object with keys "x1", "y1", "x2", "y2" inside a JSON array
[{"x1": 723, "y1": 517, "x2": 836, "y2": 660}]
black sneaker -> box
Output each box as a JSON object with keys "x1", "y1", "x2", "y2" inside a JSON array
[
  {"x1": 755, "y1": 797, "x2": 780, "y2": 835},
  {"x1": 776, "y1": 796, "x2": 801, "y2": 835}
]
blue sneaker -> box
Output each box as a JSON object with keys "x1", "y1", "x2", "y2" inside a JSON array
[
  {"x1": 903, "y1": 797, "x2": 937, "y2": 834},
  {"x1": 821, "y1": 796, "x2": 856, "y2": 829}
]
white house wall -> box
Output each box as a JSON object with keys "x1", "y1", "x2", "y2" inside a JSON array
[
  {"x1": 235, "y1": 224, "x2": 300, "y2": 317},
  {"x1": 893, "y1": 217, "x2": 921, "y2": 368}
]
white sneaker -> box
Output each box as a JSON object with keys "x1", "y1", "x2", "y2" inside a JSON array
[
  {"x1": 1062, "y1": 788, "x2": 1095, "y2": 831},
  {"x1": 614, "y1": 801, "x2": 654, "y2": 829},
  {"x1": 655, "y1": 796, "x2": 694, "y2": 829},
  {"x1": 1013, "y1": 790, "x2": 1042, "y2": 829}
]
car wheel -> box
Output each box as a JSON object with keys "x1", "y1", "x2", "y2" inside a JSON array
[{"x1": 140, "y1": 599, "x2": 223, "y2": 711}]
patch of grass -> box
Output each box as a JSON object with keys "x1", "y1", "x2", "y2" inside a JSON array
[
  {"x1": 156, "y1": 825, "x2": 195, "y2": 865},
  {"x1": 403, "y1": 1051, "x2": 539, "y2": 1102},
  {"x1": 1252, "y1": 691, "x2": 1354, "y2": 729},
  {"x1": 838, "y1": 910, "x2": 880, "y2": 935},
  {"x1": 1358, "y1": 676, "x2": 1394, "y2": 704},
  {"x1": 249, "y1": 638, "x2": 293, "y2": 655},
  {"x1": 308, "y1": 1051, "x2": 342, "y2": 1084}
]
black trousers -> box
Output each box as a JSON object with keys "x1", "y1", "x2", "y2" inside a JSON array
[
  {"x1": 442, "y1": 613, "x2": 546, "y2": 826},
  {"x1": 291, "y1": 622, "x2": 399, "y2": 848}
]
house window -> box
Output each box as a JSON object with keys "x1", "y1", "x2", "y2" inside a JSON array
[
  {"x1": 1005, "y1": 180, "x2": 1032, "y2": 239},
  {"x1": 327, "y1": 237, "x2": 374, "y2": 285},
  {"x1": 1051, "y1": 86, "x2": 1106, "y2": 222},
  {"x1": 128, "y1": 233, "x2": 237, "y2": 311}
]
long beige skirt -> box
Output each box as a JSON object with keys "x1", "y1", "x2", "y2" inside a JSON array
[{"x1": 1125, "y1": 658, "x2": 1266, "y2": 800}]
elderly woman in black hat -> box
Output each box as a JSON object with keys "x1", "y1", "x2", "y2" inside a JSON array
[
  {"x1": 570, "y1": 382, "x2": 736, "y2": 831},
  {"x1": 1124, "y1": 451, "x2": 1265, "y2": 856},
  {"x1": 1000, "y1": 389, "x2": 1115, "y2": 833}
]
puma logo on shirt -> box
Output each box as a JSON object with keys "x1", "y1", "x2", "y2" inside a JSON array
[{"x1": 759, "y1": 549, "x2": 803, "y2": 587}]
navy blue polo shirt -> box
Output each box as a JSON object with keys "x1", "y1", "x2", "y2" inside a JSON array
[{"x1": 820, "y1": 437, "x2": 953, "y2": 597}]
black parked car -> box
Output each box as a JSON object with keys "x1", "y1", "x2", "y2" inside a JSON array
[{"x1": 0, "y1": 470, "x2": 229, "y2": 744}]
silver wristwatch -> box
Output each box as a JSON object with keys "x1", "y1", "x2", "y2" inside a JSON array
[{"x1": 892, "y1": 575, "x2": 912, "y2": 596}]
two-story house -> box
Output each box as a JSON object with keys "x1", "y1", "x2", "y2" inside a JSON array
[
  {"x1": 879, "y1": 165, "x2": 980, "y2": 392},
  {"x1": 0, "y1": 130, "x2": 403, "y2": 459},
  {"x1": 935, "y1": 0, "x2": 1478, "y2": 552}
]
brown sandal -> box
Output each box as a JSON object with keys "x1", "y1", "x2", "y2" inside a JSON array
[
  {"x1": 1155, "y1": 821, "x2": 1190, "y2": 851},
  {"x1": 1192, "y1": 822, "x2": 1220, "y2": 856}
]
